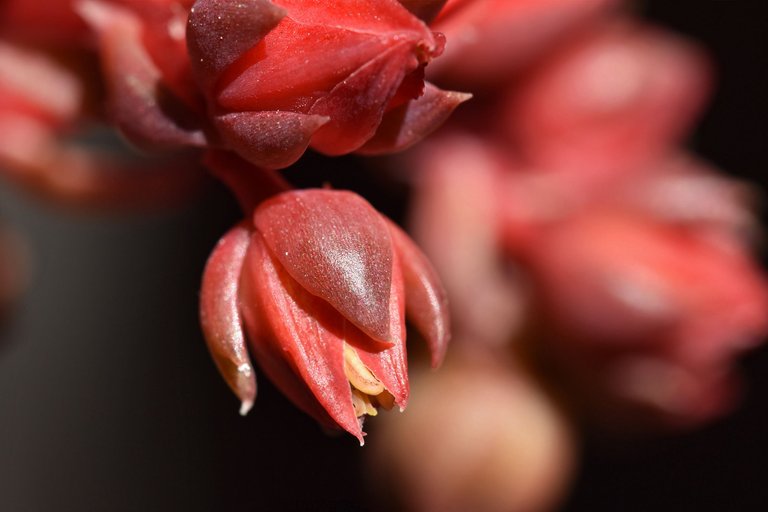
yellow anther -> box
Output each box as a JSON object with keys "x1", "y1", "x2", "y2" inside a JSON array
[
  {"x1": 351, "y1": 388, "x2": 378, "y2": 417},
  {"x1": 343, "y1": 343, "x2": 385, "y2": 396}
]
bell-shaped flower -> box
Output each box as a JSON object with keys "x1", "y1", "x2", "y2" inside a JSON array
[
  {"x1": 200, "y1": 187, "x2": 449, "y2": 443},
  {"x1": 186, "y1": 0, "x2": 469, "y2": 169}
]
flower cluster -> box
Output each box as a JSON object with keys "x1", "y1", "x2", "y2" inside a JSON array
[
  {"x1": 1, "y1": 0, "x2": 766, "y2": 511},
  {"x1": 407, "y1": 10, "x2": 768, "y2": 430},
  {"x1": 1, "y1": 0, "x2": 460, "y2": 440}
]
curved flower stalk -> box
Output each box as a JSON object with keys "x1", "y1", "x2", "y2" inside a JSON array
[
  {"x1": 200, "y1": 162, "x2": 449, "y2": 443},
  {"x1": 186, "y1": 0, "x2": 469, "y2": 168}
]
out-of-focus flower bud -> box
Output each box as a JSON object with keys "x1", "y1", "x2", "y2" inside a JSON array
[
  {"x1": 427, "y1": 0, "x2": 617, "y2": 90},
  {"x1": 368, "y1": 351, "x2": 575, "y2": 512},
  {"x1": 200, "y1": 184, "x2": 450, "y2": 443},
  {"x1": 523, "y1": 197, "x2": 768, "y2": 426},
  {"x1": 0, "y1": 38, "x2": 205, "y2": 209},
  {"x1": 78, "y1": 0, "x2": 207, "y2": 150},
  {"x1": 408, "y1": 134, "x2": 528, "y2": 348},
  {"x1": 187, "y1": 0, "x2": 469, "y2": 168},
  {"x1": 504, "y1": 19, "x2": 712, "y2": 177}
]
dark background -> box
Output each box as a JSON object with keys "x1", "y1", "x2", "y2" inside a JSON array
[{"x1": 1, "y1": 2, "x2": 767, "y2": 511}]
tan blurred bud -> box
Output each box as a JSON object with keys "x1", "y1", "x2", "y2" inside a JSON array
[{"x1": 367, "y1": 351, "x2": 575, "y2": 512}]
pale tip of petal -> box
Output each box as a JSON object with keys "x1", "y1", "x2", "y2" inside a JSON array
[
  {"x1": 239, "y1": 400, "x2": 254, "y2": 416},
  {"x1": 237, "y1": 363, "x2": 253, "y2": 377}
]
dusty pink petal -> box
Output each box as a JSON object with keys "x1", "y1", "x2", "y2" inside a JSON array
[
  {"x1": 200, "y1": 222, "x2": 256, "y2": 414},
  {"x1": 388, "y1": 220, "x2": 450, "y2": 368},
  {"x1": 254, "y1": 190, "x2": 394, "y2": 343},
  {"x1": 350, "y1": 251, "x2": 410, "y2": 409},
  {"x1": 239, "y1": 237, "x2": 340, "y2": 432},
  {"x1": 214, "y1": 111, "x2": 328, "y2": 169},
  {"x1": 247, "y1": 234, "x2": 363, "y2": 441},
  {"x1": 357, "y1": 83, "x2": 470, "y2": 155},
  {"x1": 187, "y1": 0, "x2": 286, "y2": 93},
  {"x1": 78, "y1": 0, "x2": 205, "y2": 149},
  {"x1": 397, "y1": 0, "x2": 449, "y2": 23},
  {"x1": 308, "y1": 42, "x2": 420, "y2": 155}
]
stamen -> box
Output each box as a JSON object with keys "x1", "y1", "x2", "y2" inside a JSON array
[
  {"x1": 343, "y1": 343, "x2": 385, "y2": 395},
  {"x1": 373, "y1": 390, "x2": 396, "y2": 411},
  {"x1": 351, "y1": 388, "x2": 378, "y2": 417}
]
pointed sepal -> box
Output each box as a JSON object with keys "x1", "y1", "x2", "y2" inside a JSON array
[
  {"x1": 358, "y1": 84, "x2": 471, "y2": 155},
  {"x1": 246, "y1": 234, "x2": 364, "y2": 442},
  {"x1": 254, "y1": 190, "x2": 395, "y2": 343},
  {"x1": 389, "y1": 220, "x2": 450, "y2": 368},
  {"x1": 186, "y1": 0, "x2": 286, "y2": 94},
  {"x1": 214, "y1": 111, "x2": 328, "y2": 169},
  {"x1": 199, "y1": 222, "x2": 256, "y2": 414}
]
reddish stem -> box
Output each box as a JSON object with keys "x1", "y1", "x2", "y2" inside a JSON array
[{"x1": 204, "y1": 149, "x2": 291, "y2": 213}]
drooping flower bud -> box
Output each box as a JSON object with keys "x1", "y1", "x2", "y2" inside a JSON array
[{"x1": 200, "y1": 187, "x2": 450, "y2": 442}]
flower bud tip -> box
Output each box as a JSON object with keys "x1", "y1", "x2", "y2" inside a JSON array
[{"x1": 239, "y1": 400, "x2": 254, "y2": 416}]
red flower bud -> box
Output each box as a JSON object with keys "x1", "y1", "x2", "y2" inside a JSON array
[
  {"x1": 187, "y1": 0, "x2": 469, "y2": 168},
  {"x1": 504, "y1": 19, "x2": 712, "y2": 177},
  {"x1": 200, "y1": 188, "x2": 449, "y2": 443}
]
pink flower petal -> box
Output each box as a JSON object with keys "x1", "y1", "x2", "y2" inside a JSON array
[
  {"x1": 357, "y1": 83, "x2": 471, "y2": 155},
  {"x1": 187, "y1": 0, "x2": 286, "y2": 93},
  {"x1": 239, "y1": 236, "x2": 340, "y2": 432},
  {"x1": 388, "y1": 220, "x2": 450, "y2": 368},
  {"x1": 246, "y1": 234, "x2": 363, "y2": 441},
  {"x1": 308, "y1": 41, "x2": 421, "y2": 155},
  {"x1": 199, "y1": 222, "x2": 256, "y2": 414},
  {"x1": 275, "y1": 0, "x2": 429, "y2": 34},
  {"x1": 254, "y1": 190, "x2": 394, "y2": 343},
  {"x1": 350, "y1": 250, "x2": 410, "y2": 409},
  {"x1": 214, "y1": 111, "x2": 328, "y2": 169}
]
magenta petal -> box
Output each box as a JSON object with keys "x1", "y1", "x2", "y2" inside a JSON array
[
  {"x1": 77, "y1": 1, "x2": 206, "y2": 150},
  {"x1": 186, "y1": 0, "x2": 286, "y2": 93},
  {"x1": 254, "y1": 190, "x2": 394, "y2": 342},
  {"x1": 358, "y1": 83, "x2": 471, "y2": 155},
  {"x1": 214, "y1": 111, "x2": 329, "y2": 169},
  {"x1": 247, "y1": 235, "x2": 363, "y2": 441},
  {"x1": 308, "y1": 42, "x2": 419, "y2": 155},
  {"x1": 351, "y1": 251, "x2": 410, "y2": 409},
  {"x1": 199, "y1": 222, "x2": 256, "y2": 414},
  {"x1": 388, "y1": 220, "x2": 450, "y2": 368}
]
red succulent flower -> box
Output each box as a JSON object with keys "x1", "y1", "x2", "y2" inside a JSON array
[
  {"x1": 187, "y1": 0, "x2": 469, "y2": 168},
  {"x1": 200, "y1": 187, "x2": 449, "y2": 443}
]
